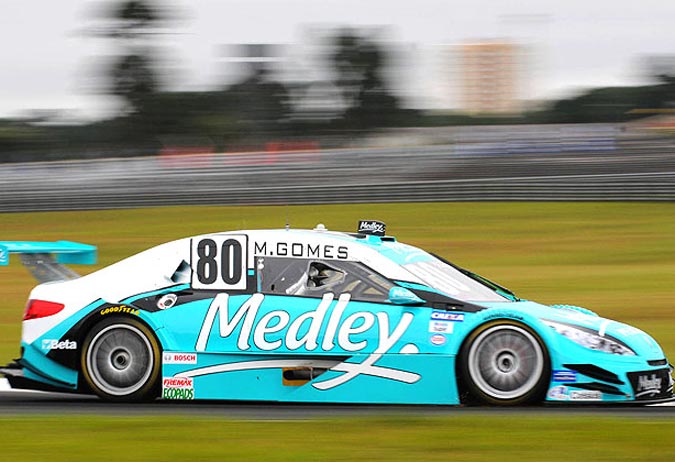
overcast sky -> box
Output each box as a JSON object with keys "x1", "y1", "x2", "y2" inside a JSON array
[{"x1": 1, "y1": 0, "x2": 674, "y2": 119}]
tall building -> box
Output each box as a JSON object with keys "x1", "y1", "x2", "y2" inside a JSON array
[{"x1": 458, "y1": 41, "x2": 523, "y2": 115}]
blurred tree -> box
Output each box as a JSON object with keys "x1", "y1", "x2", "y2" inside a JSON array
[
  {"x1": 110, "y1": 53, "x2": 158, "y2": 116},
  {"x1": 97, "y1": 0, "x2": 168, "y2": 116},
  {"x1": 227, "y1": 67, "x2": 291, "y2": 137},
  {"x1": 655, "y1": 73, "x2": 675, "y2": 107},
  {"x1": 330, "y1": 29, "x2": 402, "y2": 128}
]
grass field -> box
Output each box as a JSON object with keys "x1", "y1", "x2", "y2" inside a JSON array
[
  {"x1": 1, "y1": 202, "x2": 674, "y2": 459},
  {"x1": 0, "y1": 414, "x2": 674, "y2": 461},
  {"x1": 2, "y1": 202, "x2": 674, "y2": 363}
]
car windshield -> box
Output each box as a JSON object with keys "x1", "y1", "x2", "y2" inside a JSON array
[{"x1": 402, "y1": 258, "x2": 510, "y2": 302}]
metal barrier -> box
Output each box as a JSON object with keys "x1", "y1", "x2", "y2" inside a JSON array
[{"x1": 1, "y1": 135, "x2": 674, "y2": 212}]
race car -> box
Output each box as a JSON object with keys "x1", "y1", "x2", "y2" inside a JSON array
[{"x1": 1, "y1": 220, "x2": 673, "y2": 405}]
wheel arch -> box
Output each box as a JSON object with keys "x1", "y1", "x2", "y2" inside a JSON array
[
  {"x1": 73, "y1": 308, "x2": 165, "y2": 393},
  {"x1": 455, "y1": 315, "x2": 553, "y2": 405}
]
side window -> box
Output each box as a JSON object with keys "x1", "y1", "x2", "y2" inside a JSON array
[{"x1": 256, "y1": 257, "x2": 394, "y2": 303}]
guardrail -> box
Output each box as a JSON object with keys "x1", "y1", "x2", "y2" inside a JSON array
[{"x1": 1, "y1": 137, "x2": 674, "y2": 212}]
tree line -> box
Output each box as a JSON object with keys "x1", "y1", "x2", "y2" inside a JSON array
[{"x1": 1, "y1": 0, "x2": 673, "y2": 162}]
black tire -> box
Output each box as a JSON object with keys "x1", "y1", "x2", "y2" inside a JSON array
[
  {"x1": 458, "y1": 320, "x2": 550, "y2": 406},
  {"x1": 80, "y1": 317, "x2": 161, "y2": 402}
]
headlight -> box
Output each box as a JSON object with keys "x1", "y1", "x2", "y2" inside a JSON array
[{"x1": 543, "y1": 320, "x2": 635, "y2": 355}]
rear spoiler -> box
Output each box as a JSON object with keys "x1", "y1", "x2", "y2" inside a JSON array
[{"x1": 0, "y1": 241, "x2": 97, "y2": 283}]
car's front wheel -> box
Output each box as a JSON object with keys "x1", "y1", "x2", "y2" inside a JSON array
[
  {"x1": 459, "y1": 320, "x2": 550, "y2": 405},
  {"x1": 81, "y1": 317, "x2": 161, "y2": 402}
]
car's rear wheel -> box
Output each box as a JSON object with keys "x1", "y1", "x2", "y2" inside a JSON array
[
  {"x1": 459, "y1": 320, "x2": 549, "y2": 406},
  {"x1": 81, "y1": 317, "x2": 161, "y2": 402}
]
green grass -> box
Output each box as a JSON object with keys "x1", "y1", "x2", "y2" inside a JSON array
[
  {"x1": 1, "y1": 202, "x2": 675, "y2": 364},
  {"x1": 0, "y1": 415, "x2": 674, "y2": 461},
  {"x1": 2, "y1": 203, "x2": 675, "y2": 459}
]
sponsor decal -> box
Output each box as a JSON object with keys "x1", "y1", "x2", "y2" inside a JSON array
[
  {"x1": 429, "y1": 320, "x2": 454, "y2": 334},
  {"x1": 547, "y1": 385, "x2": 569, "y2": 400},
  {"x1": 41, "y1": 339, "x2": 77, "y2": 351},
  {"x1": 570, "y1": 390, "x2": 603, "y2": 401},
  {"x1": 163, "y1": 352, "x2": 197, "y2": 364},
  {"x1": 162, "y1": 377, "x2": 194, "y2": 400},
  {"x1": 553, "y1": 370, "x2": 577, "y2": 382},
  {"x1": 430, "y1": 311, "x2": 465, "y2": 322},
  {"x1": 100, "y1": 305, "x2": 140, "y2": 316},
  {"x1": 157, "y1": 294, "x2": 178, "y2": 310},
  {"x1": 636, "y1": 373, "x2": 662, "y2": 398},
  {"x1": 428, "y1": 311, "x2": 464, "y2": 333},
  {"x1": 357, "y1": 220, "x2": 386, "y2": 236},
  {"x1": 430, "y1": 334, "x2": 446, "y2": 346},
  {"x1": 253, "y1": 241, "x2": 349, "y2": 260},
  {"x1": 194, "y1": 292, "x2": 420, "y2": 390}
]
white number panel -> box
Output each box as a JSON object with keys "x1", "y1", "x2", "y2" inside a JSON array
[{"x1": 191, "y1": 235, "x2": 248, "y2": 291}]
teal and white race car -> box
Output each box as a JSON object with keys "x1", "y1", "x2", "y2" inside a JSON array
[{"x1": 1, "y1": 221, "x2": 673, "y2": 405}]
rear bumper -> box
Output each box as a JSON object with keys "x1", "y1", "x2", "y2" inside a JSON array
[{"x1": 1, "y1": 362, "x2": 77, "y2": 393}]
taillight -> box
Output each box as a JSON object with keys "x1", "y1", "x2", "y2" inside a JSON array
[{"x1": 23, "y1": 299, "x2": 65, "y2": 320}]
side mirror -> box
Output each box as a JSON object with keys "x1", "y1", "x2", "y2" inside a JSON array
[{"x1": 388, "y1": 286, "x2": 425, "y2": 306}]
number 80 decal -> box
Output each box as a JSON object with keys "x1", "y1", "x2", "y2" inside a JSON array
[{"x1": 191, "y1": 235, "x2": 248, "y2": 290}]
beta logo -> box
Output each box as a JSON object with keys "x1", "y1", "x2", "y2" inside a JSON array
[
  {"x1": 41, "y1": 339, "x2": 77, "y2": 351},
  {"x1": 163, "y1": 352, "x2": 197, "y2": 364}
]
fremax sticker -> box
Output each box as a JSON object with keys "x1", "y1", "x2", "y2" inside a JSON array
[{"x1": 162, "y1": 377, "x2": 194, "y2": 400}]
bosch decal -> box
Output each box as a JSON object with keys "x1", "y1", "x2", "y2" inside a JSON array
[{"x1": 163, "y1": 352, "x2": 197, "y2": 364}]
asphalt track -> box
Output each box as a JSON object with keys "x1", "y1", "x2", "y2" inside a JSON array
[{"x1": 1, "y1": 380, "x2": 673, "y2": 418}]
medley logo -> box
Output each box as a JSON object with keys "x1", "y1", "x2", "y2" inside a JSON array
[
  {"x1": 637, "y1": 374, "x2": 662, "y2": 397},
  {"x1": 193, "y1": 293, "x2": 420, "y2": 390},
  {"x1": 358, "y1": 220, "x2": 386, "y2": 236}
]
